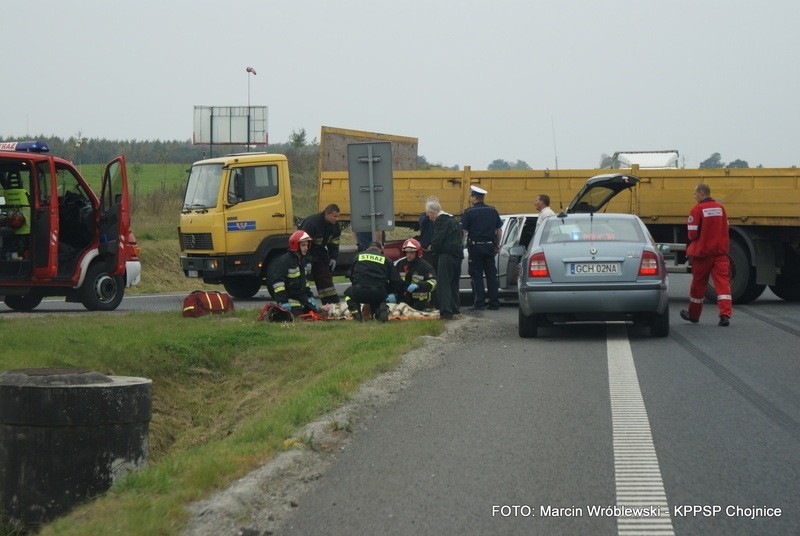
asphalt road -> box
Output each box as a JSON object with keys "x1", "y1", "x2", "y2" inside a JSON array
[
  {"x1": 272, "y1": 274, "x2": 799, "y2": 536},
  {"x1": 3, "y1": 276, "x2": 798, "y2": 535}
]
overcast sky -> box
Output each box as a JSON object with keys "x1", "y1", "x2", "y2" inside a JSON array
[{"x1": 2, "y1": 1, "x2": 798, "y2": 169}]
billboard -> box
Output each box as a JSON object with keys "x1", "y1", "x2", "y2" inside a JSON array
[{"x1": 192, "y1": 106, "x2": 268, "y2": 146}]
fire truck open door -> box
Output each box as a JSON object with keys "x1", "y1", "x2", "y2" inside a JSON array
[
  {"x1": 99, "y1": 156, "x2": 130, "y2": 276},
  {"x1": 32, "y1": 160, "x2": 59, "y2": 278}
]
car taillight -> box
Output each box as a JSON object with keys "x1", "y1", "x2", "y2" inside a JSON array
[
  {"x1": 638, "y1": 251, "x2": 659, "y2": 276},
  {"x1": 528, "y1": 252, "x2": 549, "y2": 278}
]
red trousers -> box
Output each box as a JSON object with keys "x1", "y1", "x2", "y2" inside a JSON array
[{"x1": 688, "y1": 254, "x2": 733, "y2": 320}]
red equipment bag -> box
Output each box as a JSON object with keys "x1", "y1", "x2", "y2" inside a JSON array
[
  {"x1": 182, "y1": 290, "x2": 235, "y2": 317},
  {"x1": 256, "y1": 303, "x2": 294, "y2": 323}
]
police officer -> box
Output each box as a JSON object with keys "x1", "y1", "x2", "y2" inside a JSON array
[
  {"x1": 396, "y1": 238, "x2": 437, "y2": 311},
  {"x1": 461, "y1": 185, "x2": 503, "y2": 310},
  {"x1": 299, "y1": 204, "x2": 341, "y2": 304},
  {"x1": 266, "y1": 230, "x2": 320, "y2": 316},
  {"x1": 344, "y1": 242, "x2": 404, "y2": 322},
  {"x1": 681, "y1": 183, "x2": 732, "y2": 326}
]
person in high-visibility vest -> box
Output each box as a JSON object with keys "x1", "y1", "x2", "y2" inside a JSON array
[
  {"x1": 4, "y1": 188, "x2": 30, "y2": 236},
  {"x1": 2, "y1": 171, "x2": 31, "y2": 259}
]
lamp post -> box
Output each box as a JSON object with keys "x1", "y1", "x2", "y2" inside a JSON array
[{"x1": 246, "y1": 66, "x2": 257, "y2": 152}]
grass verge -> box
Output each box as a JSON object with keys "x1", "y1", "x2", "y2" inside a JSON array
[{"x1": 0, "y1": 312, "x2": 443, "y2": 535}]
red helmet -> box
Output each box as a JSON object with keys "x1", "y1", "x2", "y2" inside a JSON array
[
  {"x1": 288, "y1": 230, "x2": 312, "y2": 252},
  {"x1": 402, "y1": 238, "x2": 422, "y2": 258},
  {"x1": 8, "y1": 214, "x2": 26, "y2": 230}
]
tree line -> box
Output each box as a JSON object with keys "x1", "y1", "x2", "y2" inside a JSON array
[{"x1": 3, "y1": 133, "x2": 787, "y2": 171}]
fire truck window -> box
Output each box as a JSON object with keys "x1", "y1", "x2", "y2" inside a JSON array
[{"x1": 37, "y1": 163, "x2": 50, "y2": 205}]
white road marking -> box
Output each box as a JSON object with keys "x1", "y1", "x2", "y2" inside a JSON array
[{"x1": 607, "y1": 323, "x2": 675, "y2": 535}]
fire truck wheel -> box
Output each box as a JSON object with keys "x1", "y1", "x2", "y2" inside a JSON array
[
  {"x1": 223, "y1": 275, "x2": 261, "y2": 299},
  {"x1": 81, "y1": 263, "x2": 125, "y2": 311},
  {"x1": 4, "y1": 293, "x2": 44, "y2": 312}
]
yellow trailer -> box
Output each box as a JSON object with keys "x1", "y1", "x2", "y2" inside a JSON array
[{"x1": 320, "y1": 163, "x2": 800, "y2": 304}]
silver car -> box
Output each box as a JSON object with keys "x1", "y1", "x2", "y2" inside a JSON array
[
  {"x1": 459, "y1": 213, "x2": 539, "y2": 304},
  {"x1": 517, "y1": 212, "x2": 669, "y2": 338}
]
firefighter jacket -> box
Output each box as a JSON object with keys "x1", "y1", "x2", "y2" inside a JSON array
[
  {"x1": 687, "y1": 197, "x2": 729, "y2": 258},
  {"x1": 396, "y1": 256, "x2": 437, "y2": 304},
  {"x1": 350, "y1": 250, "x2": 404, "y2": 295},
  {"x1": 266, "y1": 251, "x2": 313, "y2": 305},
  {"x1": 431, "y1": 213, "x2": 464, "y2": 258},
  {"x1": 300, "y1": 212, "x2": 341, "y2": 263}
]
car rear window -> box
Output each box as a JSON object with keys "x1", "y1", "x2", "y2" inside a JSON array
[{"x1": 541, "y1": 218, "x2": 644, "y2": 244}]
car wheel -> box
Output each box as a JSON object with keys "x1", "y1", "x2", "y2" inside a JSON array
[
  {"x1": 80, "y1": 263, "x2": 125, "y2": 311},
  {"x1": 518, "y1": 307, "x2": 539, "y2": 338},
  {"x1": 459, "y1": 291, "x2": 474, "y2": 307},
  {"x1": 649, "y1": 307, "x2": 669, "y2": 337},
  {"x1": 4, "y1": 292, "x2": 43, "y2": 312}
]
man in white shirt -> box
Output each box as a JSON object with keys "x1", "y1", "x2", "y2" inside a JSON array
[{"x1": 534, "y1": 194, "x2": 557, "y2": 220}]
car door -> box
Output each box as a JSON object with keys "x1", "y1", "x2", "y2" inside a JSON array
[
  {"x1": 566, "y1": 173, "x2": 639, "y2": 214},
  {"x1": 99, "y1": 156, "x2": 130, "y2": 276},
  {"x1": 497, "y1": 216, "x2": 524, "y2": 288}
]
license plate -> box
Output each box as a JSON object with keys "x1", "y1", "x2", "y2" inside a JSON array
[
  {"x1": 187, "y1": 270, "x2": 199, "y2": 278},
  {"x1": 570, "y1": 263, "x2": 620, "y2": 275}
]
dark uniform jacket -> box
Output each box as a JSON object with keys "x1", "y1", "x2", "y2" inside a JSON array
[
  {"x1": 300, "y1": 212, "x2": 341, "y2": 263},
  {"x1": 266, "y1": 251, "x2": 313, "y2": 305},
  {"x1": 431, "y1": 213, "x2": 464, "y2": 258},
  {"x1": 461, "y1": 201, "x2": 502, "y2": 245},
  {"x1": 351, "y1": 250, "x2": 404, "y2": 295},
  {"x1": 396, "y1": 256, "x2": 437, "y2": 306}
]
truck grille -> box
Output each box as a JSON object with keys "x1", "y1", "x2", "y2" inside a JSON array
[{"x1": 181, "y1": 233, "x2": 214, "y2": 250}]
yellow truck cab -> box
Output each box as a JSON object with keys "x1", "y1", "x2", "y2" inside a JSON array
[{"x1": 179, "y1": 153, "x2": 294, "y2": 298}]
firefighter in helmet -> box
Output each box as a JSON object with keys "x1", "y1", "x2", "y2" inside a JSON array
[
  {"x1": 395, "y1": 238, "x2": 437, "y2": 311},
  {"x1": 266, "y1": 230, "x2": 320, "y2": 316}
]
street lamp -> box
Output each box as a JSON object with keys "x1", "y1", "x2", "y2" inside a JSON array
[{"x1": 246, "y1": 66, "x2": 257, "y2": 152}]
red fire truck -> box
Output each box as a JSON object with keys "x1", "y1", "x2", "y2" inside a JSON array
[{"x1": 0, "y1": 141, "x2": 141, "y2": 311}]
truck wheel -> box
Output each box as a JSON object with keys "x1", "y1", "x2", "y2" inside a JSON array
[
  {"x1": 518, "y1": 308, "x2": 539, "y2": 338},
  {"x1": 704, "y1": 240, "x2": 765, "y2": 305},
  {"x1": 4, "y1": 293, "x2": 43, "y2": 312},
  {"x1": 81, "y1": 263, "x2": 125, "y2": 311},
  {"x1": 770, "y1": 280, "x2": 800, "y2": 301},
  {"x1": 223, "y1": 275, "x2": 261, "y2": 299},
  {"x1": 769, "y1": 247, "x2": 800, "y2": 301}
]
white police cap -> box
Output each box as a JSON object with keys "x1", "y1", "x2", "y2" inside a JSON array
[{"x1": 470, "y1": 186, "x2": 487, "y2": 196}]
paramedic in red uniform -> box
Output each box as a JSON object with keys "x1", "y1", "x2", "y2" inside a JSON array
[{"x1": 680, "y1": 183, "x2": 732, "y2": 326}]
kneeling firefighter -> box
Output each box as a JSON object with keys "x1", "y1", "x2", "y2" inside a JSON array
[
  {"x1": 266, "y1": 230, "x2": 321, "y2": 316},
  {"x1": 344, "y1": 242, "x2": 404, "y2": 322},
  {"x1": 395, "y1": 238, "x2": 437, "y2": 311}
]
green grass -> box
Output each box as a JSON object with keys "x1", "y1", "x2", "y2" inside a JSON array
[
  {"x1": 78, "y1": 163, "x2": 190, "y2": 194},
  {"x1": 0, "y1": 312, "x2": 443, "y2": 535}
]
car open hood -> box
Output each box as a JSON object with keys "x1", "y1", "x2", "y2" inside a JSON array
[{"x1": 566, "y1": 173, "x2": 640, "y2": 214}]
